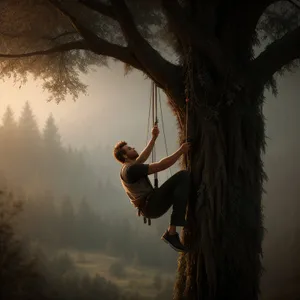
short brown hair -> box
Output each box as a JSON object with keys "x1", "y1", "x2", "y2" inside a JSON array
[{"x1": 113, "y1": 141, "x2": 127, "y2": 163}]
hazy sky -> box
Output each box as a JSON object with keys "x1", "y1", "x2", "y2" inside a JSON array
[
  {"x1": 0, "y1": 60, "x2": 299, "y2": 183},
  {"x1": 1, "y1": 58, "x2": 299, "y2": 297},
  {"x1": 0, "y1": 60, "x2": 298, "y2": 153},
  {"x1": 0, "y1": 62, "x2": 177, "y2": 152}
]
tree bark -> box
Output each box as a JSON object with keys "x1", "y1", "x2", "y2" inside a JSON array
[{"x1": 172, "y1": 63, "x2": 266, "y2": 300}]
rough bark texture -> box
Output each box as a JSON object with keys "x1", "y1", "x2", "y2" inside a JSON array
[{"x1": 169, "y1": 57, "x2": 266, "y2": 300}]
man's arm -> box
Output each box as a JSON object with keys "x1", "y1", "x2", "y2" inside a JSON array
[
  {"x1": 148, "y1": 142, "x2": 190, "y2": 175},
  {"x1": 135, "y1": 125, "x2": 159, "y2": 164},
  {"x1": 135, "y1": 136, "x2": 157, "y2": 164}
]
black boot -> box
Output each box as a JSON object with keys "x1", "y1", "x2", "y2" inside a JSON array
[{"x1": 161, "y1": 230, "x2": 187, "y2": 252}]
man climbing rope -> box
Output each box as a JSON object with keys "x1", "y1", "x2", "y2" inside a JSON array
[{"x1": 113, "y1": 124, "x2": 190, "y2": 252}]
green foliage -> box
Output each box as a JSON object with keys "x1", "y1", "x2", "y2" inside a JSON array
[
  {"x1": 0, "y1": 0, "x2": 101, "y2": 102},
  {"x1": 16, "y1": 191, "x2": 178, "y2": 271},
  {"x1": 0, "y1": 1, "x2": 297, "y2": 102},
  {"x1": 0, "y1": 190, "x2": 163, "y2": 300},
  {"x1": 0, "y1": 192, "x2": 46, "y2": 300}
]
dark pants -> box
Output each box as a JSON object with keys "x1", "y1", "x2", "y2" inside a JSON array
[{"x1": 142, "y1": 170, "x2": 190, "y2": 226}]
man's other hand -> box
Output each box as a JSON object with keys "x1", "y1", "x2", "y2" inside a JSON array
[
  {"x1": 152, "y1": 125, "x2": 160, "y2": 138},
  {"x1": 180, "y1": 142, "x2": 190, "y2": 154}
]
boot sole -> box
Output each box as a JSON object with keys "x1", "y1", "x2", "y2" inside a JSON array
[{"x1": 161, "y1": 236, "x2": 186, "y2": 253}]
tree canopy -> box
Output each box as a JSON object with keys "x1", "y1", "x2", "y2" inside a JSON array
[{"x1": 0, "y1": 0, "x2": 298, "y2": 103}]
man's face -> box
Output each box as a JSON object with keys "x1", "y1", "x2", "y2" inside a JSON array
[{"x1": 123, "y1": 145, "x2": 139, "y2": 160}]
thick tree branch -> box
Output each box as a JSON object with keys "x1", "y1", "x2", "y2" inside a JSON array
[
  {"x1": 78, "y1": 0, "x2": 116, "y2": 19},
  {"x1": 0, "y1": 29, "x2": 77, "y2": 41},
  {"x1": 288, "y1": 0, "x2": 300, "y2": 10},
  {"x1": 249, "y1": 25, "x2": 300, "y2": 85},
  {"x1": 0, "y1": 40, "x2": 87, "y2": 58},
  {"x1": 43, "y1": 31, "x2": 77, "y2": 41},
  {"x1": 48, "y1": 31, "x2": 77, "y2": 40},
  {"x1": 0, "y1": 39, "x2": 142, "y2": 72},
  {"x1": 49, "y1": 0, "x2": 143, "y2": 70},
  {"x1": 110, "y1": 0, "x2": 182, "y2": 100}
]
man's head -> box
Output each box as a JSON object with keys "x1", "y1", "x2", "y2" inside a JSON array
[{"x1": 113, "y1": 141, "x2": 139, "y2": 163}]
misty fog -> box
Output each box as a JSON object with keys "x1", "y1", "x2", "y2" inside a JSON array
[{"x1": 0, "y1": 63, "x2": 299, "y2": 299}]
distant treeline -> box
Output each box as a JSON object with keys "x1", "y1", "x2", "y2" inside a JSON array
[
  {"x1": 0, "y1": 102, "x2": 177, "y2": 272},
  {"x1": 0, "y1": 102, "x2": 98, "y2": 200},
  {"x1": 0, "y1": 192, "x2": 173, "y2": 300},
  {"x1": 15, "y1": 191, "x2": 177, "y2": 272}
]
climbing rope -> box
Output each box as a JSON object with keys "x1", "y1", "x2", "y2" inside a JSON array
[
  {"x1": 145, "y1": 83, "x2": 152, "y2": 146},
  {"x1": 146, "y1": 78, "x2": 191, "y2": 178},
  {"x1": 151, "y1": 81, "x2": 158, "y2": 189},
  {"x1": 141, "y1": 51, "x2": 193, "y2": 225},
  {"x1": 145, "y1": 81, "x2": 174, "y2": 187},
  {"x1": 184, "y1": 45, "x2": 194, "y2": 171},
  {"x1": 158, "y1": 88, "x2": 172, "y2": 178}
]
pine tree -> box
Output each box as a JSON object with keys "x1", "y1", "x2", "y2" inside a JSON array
[
  {"x1": 2, "y1": 106, "x2": 17, "y2": 130},
  {"x1": 41, "y1": 113, "x2": 66, "y2": 192},
  {"x1": 17, "y1": 101, "x2": 42, "y2": 187},
  {"x1": 43, "y1": 113, "x2": 61, "y2": 149},
  {"x1": 0, "y1": 192, "x2": 46, "y2": 300},
  {"x1": 0, "y1": 106, "x2": 18, "y2": 175},
  {"x1": 18, "y1": 101, "x2": 40, "y2": 141}
]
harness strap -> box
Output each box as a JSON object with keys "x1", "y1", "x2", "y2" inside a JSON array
[{"x1": 137, "y1": 207, "x2": 151, "y2": 226}]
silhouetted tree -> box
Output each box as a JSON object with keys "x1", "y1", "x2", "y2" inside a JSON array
[
  {"x1": 42, "y1": 113, "x2": 67, "y2": 193},
  {"x1": 0, "y1": 104, "x2": 97, "y2": 202},
  {"x1": 1, "y1": 1, "x2": 299, "y2": 298},
  {"x1": 0, "y1": 192, "x2": 46, "y2": 300},
  {"x1": 17, "y1": 101, "x2": 41, "y2": 187},
  {"x1": 2, "y1": 106, "x2": 17, "y2": 132},
  {"x1": 18, "y1": 101, "x2": 40, "y2": 143},
  {"x1": 43, "y1": 113, "x2": 61, "y2": 149},
  {"x1": 0, "y1": 106, "x2": 18, "y2": 177},
  {"x1": 30, "y1": 245, "x2": 145, "y2": 300}
]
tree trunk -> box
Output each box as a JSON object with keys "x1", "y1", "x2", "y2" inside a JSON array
[{"x1": 173, "y1": 79, "x2": 265, "y2": 300}]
